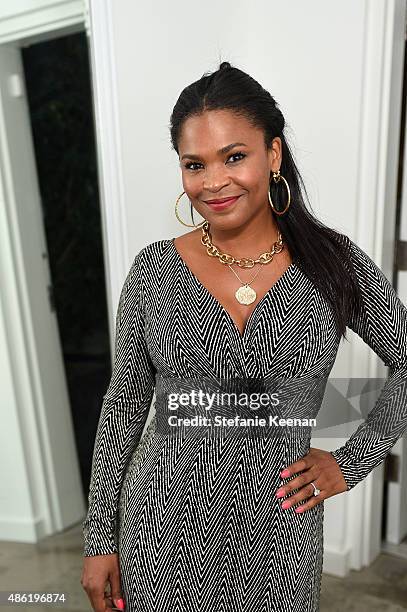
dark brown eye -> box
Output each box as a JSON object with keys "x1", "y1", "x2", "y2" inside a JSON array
[{"x1": 184, "y1": 151, "x2": 246, "y2": 171}]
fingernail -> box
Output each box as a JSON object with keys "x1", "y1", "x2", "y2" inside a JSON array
[
  {"x1": 280, "y1": 469, "x2": 290, "y2": 477},
  {"x1": 115, "y1": 599, "x2": 125, "y2": 610},
  {"x1": 281, "y1": 501, "x2": 290, "y2": 509},
  {"x1": 295, "y1": 507, "x2": 304, "y2": 513},
  {"x1": 275, "y1": 489, "x2": 285, "y2": 498}
]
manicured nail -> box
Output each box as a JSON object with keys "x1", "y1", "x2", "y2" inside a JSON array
[
  {"x1": 280, "y1": 469, "x2": 290, "y2": 477},
  {"x1": 281, "y1": 501, "x2": 290, "y2": 509},
  {"x1": 114, "y1": 599, "x2": 125, "y2": 610},
  {"x1": 295, "y1": 507, "x2": 304, "y2": 513},
  {"x1": 275, "y1": 489, "x2": 285, "y2": 498}
]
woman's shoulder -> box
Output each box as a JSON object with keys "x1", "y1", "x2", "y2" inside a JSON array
[
  {"x1": 337, "y1": 233, "x2": 388, "y2": 281},
  {"x1": 120, "y1": 239, "x2": 176, "y2": 301},
  {"x1": 130, "y1": 238, "x2": 176, "y2": 281},
  {"x1": 331, "y1": 231, "x2": 382, "y2": 276},
  {"x1": 134, "y1": 238, "x2": 174, "y2": 261}
]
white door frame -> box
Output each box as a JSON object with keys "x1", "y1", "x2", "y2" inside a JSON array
[
  {"x1": 325, "y1": 0, "x2": 407, "y2": 573},
  {"x1": 0, "y1": 1, "x2": 87, "y2": 45},
  {"x1": 356, "y1": 0, "x2": 406, "y2": 567},
  {"x1": 0, "y1": 0, "x2": 90, "y2": 542}
]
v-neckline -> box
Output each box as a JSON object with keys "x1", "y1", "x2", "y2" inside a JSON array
[{"x1": 168, "y1": 238, "x2": 297, "y2": 341}]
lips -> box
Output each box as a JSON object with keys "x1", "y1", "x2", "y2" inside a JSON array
[
  {"x1": 205, "y1": 196, "x2": 240, "y2": 204},
  {"x1": 204, "y1": 196, "x2": 241, "y2": 211}
]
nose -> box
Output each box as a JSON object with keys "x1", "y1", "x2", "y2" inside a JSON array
[{"x1": 203, "y1": 165, "x2": 230, "y2": 192}]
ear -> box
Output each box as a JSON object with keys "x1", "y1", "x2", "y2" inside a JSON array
[{"x1": 268, "y1": 137, "x2": 282, "y2": 173}]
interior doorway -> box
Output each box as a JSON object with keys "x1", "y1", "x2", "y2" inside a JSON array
[{"x1": 19, "y1": 32, "x2": 111, "y2": 500}]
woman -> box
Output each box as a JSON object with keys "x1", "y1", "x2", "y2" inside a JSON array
[{"x1": 81, "y1": 61, "x2": 407, "y2": 611}]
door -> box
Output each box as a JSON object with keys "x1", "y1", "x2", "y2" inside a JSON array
[{"x1": 0, "y1": 42, "x2": 84, "y2": 533}]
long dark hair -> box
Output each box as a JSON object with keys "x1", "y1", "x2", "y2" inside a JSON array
[{"x1": 169, "y1": 60, "x2": 363, "y2": 342}]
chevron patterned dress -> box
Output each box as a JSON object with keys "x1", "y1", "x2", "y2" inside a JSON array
[{"x1": 82, "y1": 235, "x2": 407, "y2": 612}]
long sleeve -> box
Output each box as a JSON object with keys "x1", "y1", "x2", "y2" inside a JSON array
[
  {"x1": 82, "y1": 248, "x2": 156, "y2": 556},
  {"x1": 330, "y1": 237, "x2": 407, "y2": 491}
]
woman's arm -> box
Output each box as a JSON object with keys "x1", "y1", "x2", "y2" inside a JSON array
[
  {"x1": 82, "y1": 247, "x2": 156, "y2": 555},
  {"x1": 330, "y1": 237, "x2": 407, "y2": 491}
]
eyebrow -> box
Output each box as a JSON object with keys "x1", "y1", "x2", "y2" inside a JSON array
[{"x1": 180, "y1": 142, "x2": 248, "y2": 161}]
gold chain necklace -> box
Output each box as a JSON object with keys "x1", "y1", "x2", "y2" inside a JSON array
[{"x1": 200, "y1": 221, "x2": 285, "y2": 305}]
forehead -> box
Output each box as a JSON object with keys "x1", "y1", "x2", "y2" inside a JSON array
[{"x1": 179, "y1": 110, "x2": 262, "y2": 151}]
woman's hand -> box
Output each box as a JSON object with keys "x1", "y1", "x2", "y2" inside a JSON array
[
  {"x1": 275, "y1": 447, "x2": 348, "y2": 513},
  {"x1": 81, "y1": 553, "x2": 125, "y2": 611}
]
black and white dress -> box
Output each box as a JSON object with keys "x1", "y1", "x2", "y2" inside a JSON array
[{"x1": 82, "y1": 235, "x2": 407, "y2": 612}]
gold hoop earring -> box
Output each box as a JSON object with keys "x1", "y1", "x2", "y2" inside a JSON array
[
  {"x1": 268, "y1": 170, "x2": 291, "y2": 216},
  {"x1": 174, "y1": 191, "x2": 206, "y2": 228}
]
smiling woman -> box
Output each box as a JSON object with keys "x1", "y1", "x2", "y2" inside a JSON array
[
  {"x1": 81, "y1": 60, "x2": 407, "y2": 612},
  {"x1": 169, "y1": 65, "x2": 365, "y2": 343}
]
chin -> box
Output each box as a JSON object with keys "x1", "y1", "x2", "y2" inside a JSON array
[{"x1": 206, "y1": 215, "x2": 247, "y2": 231}]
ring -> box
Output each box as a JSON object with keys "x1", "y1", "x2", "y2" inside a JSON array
[{"x1": 311, "y1": 482, "x2": 321, "y2": 496}]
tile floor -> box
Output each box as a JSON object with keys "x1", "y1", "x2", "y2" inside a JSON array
[{"x1": 1, "y1": 523, "x2": 406, "y2": 611}]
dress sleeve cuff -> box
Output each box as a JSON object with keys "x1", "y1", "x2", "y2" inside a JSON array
[
  {"x1": 329, "y1": 447, "x2": 361, "y2": 492},
  {"x1": 82, "y1": 516, "x2": 119, "y2": 557}
]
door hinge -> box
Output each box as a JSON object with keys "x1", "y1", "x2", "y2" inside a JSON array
[
  {"x1": 8, "y1": 73, "x2": 25, "y2": 98},
  {"x1": 384, "y1": 453, "x2": 399, "y2": 483}
]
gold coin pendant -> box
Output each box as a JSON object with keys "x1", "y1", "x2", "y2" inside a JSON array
[{"x1": 235, "y1": 285, "x2": 257, "y2": 305}]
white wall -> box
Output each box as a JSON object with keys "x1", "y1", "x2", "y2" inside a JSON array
[
  {"x1": 106, "y1": 0, "x2": 365, "y2": 248},
  {"x1": 88, "y1": 0, "x2": 406, "y2": 577}
]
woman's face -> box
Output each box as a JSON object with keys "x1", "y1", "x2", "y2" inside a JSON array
[{"x1": 178, "y1": 109, "x2": 281, "y2": 230}]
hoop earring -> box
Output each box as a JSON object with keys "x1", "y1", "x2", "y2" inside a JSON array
[
  {"x1": 268, "y1": 170, "x2": 291, "y2": 216},
  {"x1": 174, "y1": 191, "x2": 206, "y2": 228}
]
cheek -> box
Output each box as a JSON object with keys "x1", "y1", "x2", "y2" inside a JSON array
[
  {"x1": 237, "y1": 166, "x2": 265, "y2": 193},
  {"x1": 182, "y1": 174, "x2": 202, "y2": 197}
]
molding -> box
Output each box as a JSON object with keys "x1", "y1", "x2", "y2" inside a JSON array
[
  {"x1": 323, "y1": 545, "x2": 353, "y2": 578},
  {"x1": 344, "y1": 0, "x2": 406, "y2": 571},
  {"x1": 353, "y1": 1, "x2": 386, "y2": 282},
  {"x1": 86, "y1": 0, "x2": 130, "y2": 356},
  {"x1": 0, "y1": 51, "x2": 53, "y2": 538},
  {"x1": 0, "y1": 42, "x2": 85, "y2": 542},
  {"x1": 354, "y1": 0, "x2": 403, "y2": 377},
  {"x1": 0, "y1": 1, "x2": 84, "y2": 45},
  {"x1": 336, "y1": 0, "x2": 386, "y2": 571},
  {"x1": 0, "y1": 515, "x2": 47, "y2": 543}
]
